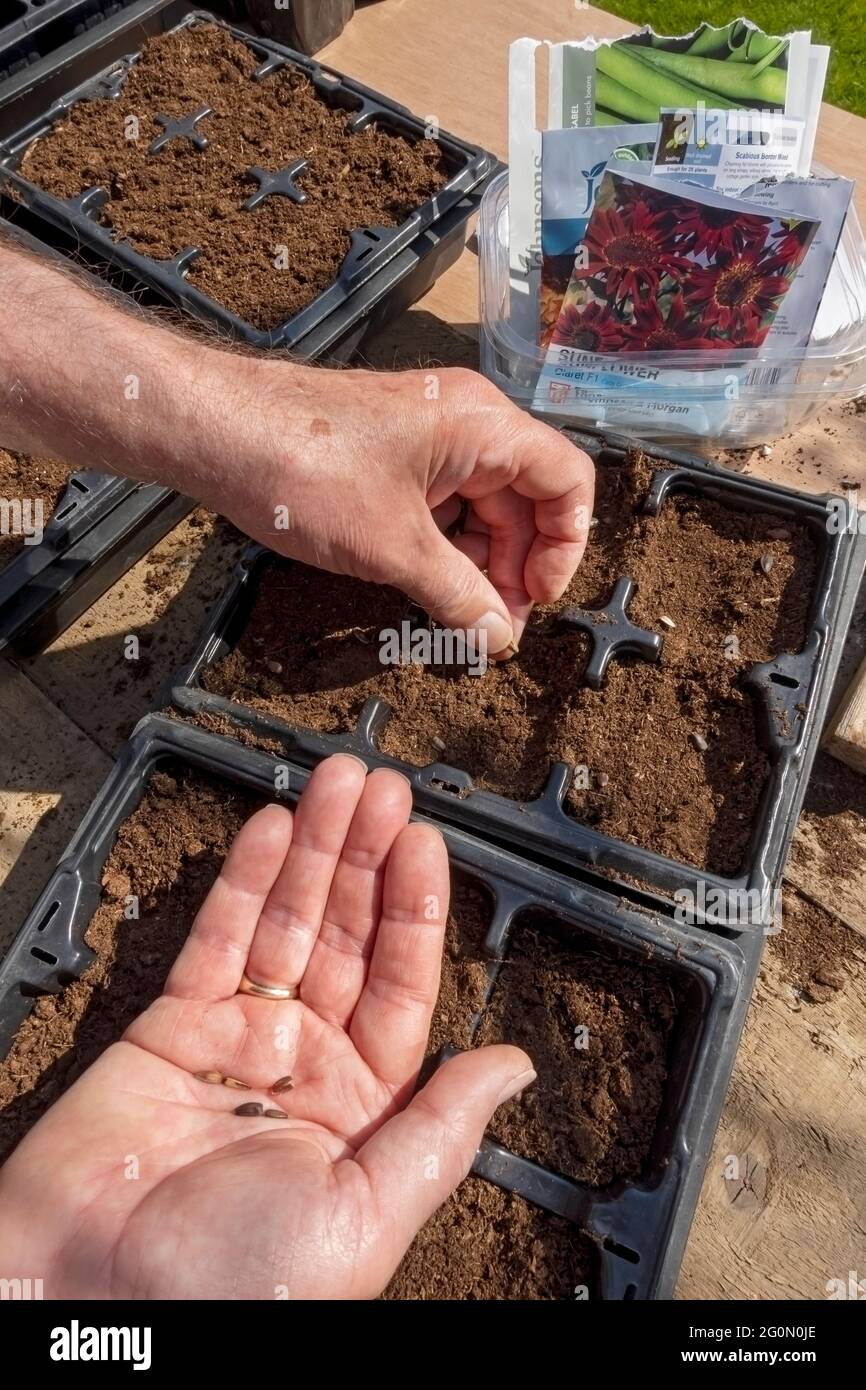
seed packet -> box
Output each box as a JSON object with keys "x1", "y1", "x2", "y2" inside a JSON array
[
  {"x1": 550, "y1": 166, "x2": 818, "y2": 351},
  {"x1": 540, "y1": 122, "x2": 659, "y2": 344},
  {"x1": 736, "y1": 173, "x2": 854, "y2": 352},
  {"x1": 507, "y1": 22, "x2": 824, "y2": 347},
  {"x1": 553, "y1": 20, "x2": 811, "y2": 135},
  {"x1": 533, "y1": 166, "x2": 820, "y2": 434},
  {"x1": 651, "y1": 108, "x2": 805, "y2": 197}
]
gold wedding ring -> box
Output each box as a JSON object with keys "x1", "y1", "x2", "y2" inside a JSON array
[{"x1": 237, "y1": 973, "x2": 299, "y2": 1001}]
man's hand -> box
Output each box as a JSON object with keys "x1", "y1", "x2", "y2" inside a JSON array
[
  {"x1": 0, "y1": 238, "x2": 594, "y2": 653},
  {"x1": 0, "y1": 755, "x2": 533, "y2": 1299},
  {"x1": 224, "y1": 362, "x2": 594, "y2": 654}
]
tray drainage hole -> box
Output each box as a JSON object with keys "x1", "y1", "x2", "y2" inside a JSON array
[
  {"x1": 35, "y1": 901, "x2": 60, "y2": 932},
  {"x1": 603, "y1": 1237, "x2": 640, "y2": 1265},
  {"x1": 30, "y1": 946, "x2": 58, "y2": 966},
  {"x1": 430, "y1": 776, "x2": 464, "y2": 797},
  {"x1": 769, "y1": 672, "x2": 799, "y2": 690}
]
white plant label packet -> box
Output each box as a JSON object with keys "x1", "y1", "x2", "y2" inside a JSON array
[{"x1": 651, "y1": 109, "x2": 805, "y2": 197}]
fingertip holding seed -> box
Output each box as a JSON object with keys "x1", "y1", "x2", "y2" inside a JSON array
[
  {"x1": 234, "y1": 1102, "x2": 264, "y2": 1117},
  {"x1": 270, "y1": 1075, "x2": 294, "y2": 1094},
  {"x1": 194, "y1": 1070, "x2": 224, "y2": 1084},
  {"x1": 223, "y1": 1076, "x2": 252, "y2": 1090}
]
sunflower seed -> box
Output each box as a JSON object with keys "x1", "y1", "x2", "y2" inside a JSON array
[
  {"x1": 194, "y1": 1070, "x2": 224, "y2": 1085},
  {"x1": 270, "y1": 1075, "x2": 294, "y2": 1094},
  {"x1": 431, "y1": 735, "x2": 446, "y2": 753},
  {"x1": 690, "y1": 733, "x2": 709, "y2": 753},
  {"x1": 596, "y1": 770, "x2": 610, "y2": 788},
  {"x1": 223, "y1": 1076, "x2": 251, "y2": 1090},
  {"x1": 659, "y1": 615, "x2": 676, "y2": 630},
  {"x1": 767, "y1": 526, "x2": 790, "y2": 540},
  {"x1": 265, "y1": 1108, "x2": 288, "y2": 1119},
  {"x1": 234, "y1": 1102, "x2": 264, "y2": 1117},
  {"x1": 759, "y1": 554, "x2": 775, "y2": 575},
  {"x1": 265, "y1": 659, "x2": 283, "y2": 674}
]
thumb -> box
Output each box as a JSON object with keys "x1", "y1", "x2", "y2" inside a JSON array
[
  {"x1": 406, "y1": 517, "x2": 517, "y2": 658},
  {"x1": 354, "y1": 1046, "x2": 535, "y2": 1284}
]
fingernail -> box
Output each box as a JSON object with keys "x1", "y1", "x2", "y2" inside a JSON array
[
  {"x1": 497, "y1": 1068, "x2": 537, "y2": 1105},
  {"x1": 477, "y1": 610, "x2": 514, "y2": 658},
  {"x1": 370, "y1": 765, "x2": 412, "y2": 787},
  {"x1": 338, "y1": 754, "x2": 368, "y2": 772}
]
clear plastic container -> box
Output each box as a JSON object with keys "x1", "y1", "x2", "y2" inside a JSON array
[{"x1": 478, "y1": 169, "x2": 866, "y2": 449}]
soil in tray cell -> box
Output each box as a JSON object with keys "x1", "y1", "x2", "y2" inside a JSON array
[
  {"x1": 196, "y1": 452, "x2": 819, "y2": 876},
  {"x1": 19, "y1": 24, "x2": 450, "y2": 331},
  {"x1": 558, "y1": 465, "x2": 819, "y2": 874},
  {"x1": 428, "y1": 876, "x2": 492, "y2": 1054},
  {"x1": 476, "y1": 920, "x2": 681, "y2": 1187},
  {"x1": 0, "y1": 450, "x2": 70, "y2": 569},
  {"x1": 200, "y1": 561, "x2": 591, "y2": 800},
  {"x1": 383, "y1": 1174, "x2": 597, "y2": 1300}
]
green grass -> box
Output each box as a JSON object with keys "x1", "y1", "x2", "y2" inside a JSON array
[{"x1": 599, "y1": 4, "x2": 866, "y2": 117}]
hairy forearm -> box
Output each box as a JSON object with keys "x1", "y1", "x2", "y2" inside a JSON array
[
  {"x1": 0, "y1": 231, "x2": 594, "y2": 645},
  {"x1": 0, "y1": 234, "x2": 311, "y2": 515}
]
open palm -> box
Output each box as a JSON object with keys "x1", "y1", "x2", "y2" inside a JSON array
[{"x1": 0, "y1": 756, "x2": 531, "y2": 1300}]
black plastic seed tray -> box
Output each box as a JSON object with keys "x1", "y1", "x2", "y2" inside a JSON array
[
  {"x1": 0, "y1": 2, "x2": 192, "y2": 133},
  {"x1": 0, "y1": 468, "x2": 129, "y2": 651},
  {"x1": 289, "y1": 182, "x2": 497, "y2": 363},
  {"x1": 0, "y1": 712, "x2": 758, "y2": 1299},
  {"x1": 0, "y1": 7, "x2": 496, "y2": 349},
  {"x1": 0, "y1": 468, "x2": 124, "y2": 589},
  {"x1": 0, "y1": 1, "x2": 143, "y2": 83},
  {"x1": 167, "y1": 427, "x2": 866, "y2": 925},
  {"x1": 0, "y1": 481, "x2": 193, "y2": 655}
]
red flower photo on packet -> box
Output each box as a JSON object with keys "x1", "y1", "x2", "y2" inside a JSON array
[{"x1": 550, "y1": 170, "x2": 818, "y2": 353}]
